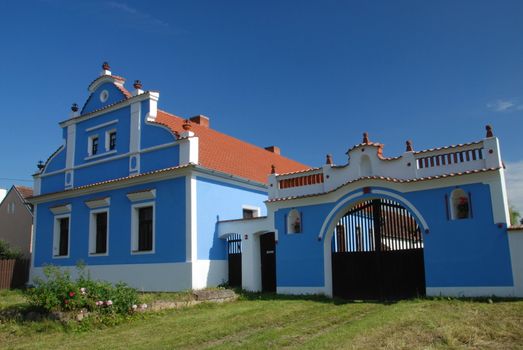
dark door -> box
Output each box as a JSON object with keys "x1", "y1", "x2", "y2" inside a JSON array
[
  {"x1": 227, "y1": 234, "x2": 242, "y2": 288},
  {"x1": 260, "y1": 232, "x2": 276, "y2": 292},
  {"x1": 332, "y1": 198, "x2": 425, "y2": 300}
]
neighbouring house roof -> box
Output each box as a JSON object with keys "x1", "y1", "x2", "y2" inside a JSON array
[
  {"x1": 153, "y1": 110, "x2": 310, "y2": 183},
  {"x1": 14, "y1": 186, "x2": 33, "y2": 200}
]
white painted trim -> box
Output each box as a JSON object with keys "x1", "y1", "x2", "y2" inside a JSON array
[
  {"x1": 104, "y1": 129, "x2": 117, "y2": 152},
  {"x1": 84, "y1": 149, "x2": 117, "y2": 161},
  {"x1": 87, "y1": 134, "x2": 99, "y2": 157},
  {"x1": 59, "y1": 92, "x2": 151, "y2": 128},
  {"x1": 277, "y1": 286, "x2": 326, "y2": 295},
  {"x1": 49, "y1": 204, "x2": 71, "y2": 215},
  {"x1": 52, "y1": 213, "x2": 71, "y2": 258},
  {"x1": 140, "y1": 141, "x2": 178, "y2": 154},
  {"x1": 508, "y1": 230, "x2": 523, "y2": 297},
  {"x1": 179, "y1": 136, "x2": 199, "y2": 165},
  {"x1": 130, "y1": 201, "x2": 155, "y2": 254},
  {"x1": 242, "y1": 205, "x2": 261, "y2": 218},
  {"x1": 84, "y1": 197, "x2": 110, "y2": 209},
  {"x1": 426, "y1": 286, "x2": 516, "y2": 297},
  {"x1": 65, "y1": 125, "x2": 76, "y2": 170},
  {"x1": 88, "y1": 208, "x2": 110, "y2": 256},
  {"x1": 85, "y1": 119, "x2": 118, "y2": 132},
  {"x1": 130, "y1": 100, "x2": 141, "y2": 174},
  {"x1": 31, "y1": 262, "x2": 193, "y2": 292},
  {"x1": 186, "y1": 175, "x2": 197, "y2": 262},
  {"x1": 126, "y1": 189, "x2": 156, "y2": 202},
  {"x1": 191, "y1": 259, "x2": 228, "y2": 289}
]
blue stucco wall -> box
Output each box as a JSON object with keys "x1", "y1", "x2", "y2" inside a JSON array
[
  {"x1": 196, "y1": 177, "x2": 267, "y2": 261},
  {"x1": 75, "y1": 106, "x2": 131, "y2": 165},
  {"x1": 43, "y1": 147, "x2": 66, "y2": 174},
  {"x1": 82, "y1": 82, "x2": 128, "y2": 115},
  {"x1": 141, "y1": 145, "x2": 179, "y2": 173},
  {"x1": 274, "y1": 183, "x2": 514, "y2": 289},
  {"x1": 40, "y1": 173, "x2": 65, "y2": 194},
  {"x1": 34, "y1": 176, "x2": 186, "y2": 267}
]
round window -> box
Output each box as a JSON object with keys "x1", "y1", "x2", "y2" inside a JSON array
[{"x1": 100, "y1": 90, "x2": 109, "y2": 103}]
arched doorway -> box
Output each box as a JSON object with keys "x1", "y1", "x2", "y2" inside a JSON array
[{"x1": 331, "y1": 198, "x2": 426, "y2": 299}]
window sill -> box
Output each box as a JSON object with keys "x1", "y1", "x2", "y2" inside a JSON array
[
  {"x1": 88, "y1": 252, "x2": 108, "y2": 257},
  {"x1": 131, "y1": 250, "x2": 155, "y2": 255},
  {"x1": 85, "y1": 150, "x2": 117, "y2": 161},
  {"x1": 52, "y1": 255, "x2": 69, "y2": 259}
]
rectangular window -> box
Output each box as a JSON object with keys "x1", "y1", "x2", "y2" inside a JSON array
[
  {"x1": 54, "y1": 216, "x2": 69, "y2": 257},
  {"x1": 91, "y1": 136, "x2": 99, "y2": 155},
  {"x1": 109, "y1": 131, "x2": 117, "y2": 150},
  {"x1": 138, "y1": 206, "x2": 153, "y2": 251},
  {"x1": 95, "y1": 212, "x2": 108, "y2": 254}
]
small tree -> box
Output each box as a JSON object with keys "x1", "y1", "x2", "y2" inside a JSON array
[
  {"x1": 0, "y1": 239, "x2": 22, "y2": 260},
  {"x1": 509, "y1": 205, "x2": 521, "y2": 226}
]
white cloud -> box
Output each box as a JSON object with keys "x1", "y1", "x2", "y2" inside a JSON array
[
  {"x1": 505, "y1": 160, "x2": 523, "y2": 215},
  {"x1": 106, "y1": 2, "x2": 169, "y2": 28},
  {"x1": 487, "y1": 99, "x2": 523, "y2": 112}
]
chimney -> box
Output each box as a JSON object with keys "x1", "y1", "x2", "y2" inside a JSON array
[
  {"x1": 189, "y1": 115, "x2": 210, "y2": 128},
  {"x1": 265, "y1": 146, "x2": 281, "y2": 155}
]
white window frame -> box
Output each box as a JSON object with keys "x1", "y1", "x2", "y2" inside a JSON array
[
  {"x1": 242, "y1": 205, "x2": 260, "y2": 218},
  {"x1": 131, "y1": 201, "x2": 155, "y2": 255},
  {"x1": 89, "y1": 208, "x2": 110, "y2": 256},
  {"x1": 88, "y1": 134, "x2": 99, "y2": 156},
  {"x1": 53, "y1": 213, "x2": 71, "y2": 258},
  {"x1": 105, "y1": 129, "x2": 117, "y2": 152}
]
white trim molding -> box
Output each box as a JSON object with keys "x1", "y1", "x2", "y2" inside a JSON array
[
  {"x1": 85, "y1": 119, "x2": 118, "y2": 132},
  {"x1": 85, "y1": 197, "x2": 110, "y2": 209},
  {"x1": 88, "y1": 208, "x2": 110, "y2": 256},
  {"x1": 126, "y1": 189, "x2": 156, "y2": 202},
  {"x1": 52, "y1": 213, "x2": 71, "y2": 258},
  {"x1": 49, "y1": 204, "x2": 71, "y2": 215},
  {"x1": 130, "y1": 201, "x2": 155, "y2": 255}
]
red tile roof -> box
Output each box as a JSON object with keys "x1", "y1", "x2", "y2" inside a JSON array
[
  {"x1": 153, "y1": 110, "x2": 310, "y2": 183},
  {"x1": 15, "y1": 186, "x2": 33, "y2": 199}
]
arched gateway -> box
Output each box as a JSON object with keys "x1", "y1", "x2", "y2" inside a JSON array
[{"x1": 331, "y1": 198, "x2": 425, "y2": 299}]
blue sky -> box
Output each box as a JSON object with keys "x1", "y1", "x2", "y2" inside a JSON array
[{"x1": 0, "y1": 0, "x2": 522, "y2": 211}]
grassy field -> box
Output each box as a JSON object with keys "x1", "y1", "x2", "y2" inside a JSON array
[{"x1": 1, "y1": 289, "x2": 522, "y2": 349}]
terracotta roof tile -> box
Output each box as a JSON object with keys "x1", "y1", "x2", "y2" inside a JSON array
[
  {"x1": 154, "y1": 110, "x2": 310, "y2": 183},
  {"x1": 15, "y1": 186, "x2": 33, "y2": 199}
]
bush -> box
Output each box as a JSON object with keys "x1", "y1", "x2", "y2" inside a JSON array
[
  {"x1": 0, "y1": 239, "x2": 22, "y2": 260},
  {"x1": 27, "y1": 264, "x2": 139, "y2": 316}
]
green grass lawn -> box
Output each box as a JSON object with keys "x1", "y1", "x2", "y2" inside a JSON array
[{"x1": 1, "y1": 289, "x2": 522, "y2": 349}]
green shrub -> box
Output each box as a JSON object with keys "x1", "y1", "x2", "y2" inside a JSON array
[
  {"x1": 0, "y1": 239, "x2": 22, "y2": 260},
  {"x1": 27, "y1": 264, "x2": 139, "y2": 316}
]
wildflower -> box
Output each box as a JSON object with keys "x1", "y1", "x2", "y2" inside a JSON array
[
  {"x1": 64, "y1": 299, "x2": 69, "y2": 304},
  {"x1": 96, "y1": 300, "x2": 103, "y2": 306},
  {"x1": 106, "y1": 300, "x2": 113, "y2": 306},
  {"x1": 132, "y1": 304, "x2": 138, "y2": 310},
  {"x1": 69, "y1": 291, "x2": 75, "y2": 298},
  {"x1": 141, "y1": 303, "x2": 148, "y2": 309},
  {"x1": 80, "y1": 287, "x2": 86, "y2": 295}
]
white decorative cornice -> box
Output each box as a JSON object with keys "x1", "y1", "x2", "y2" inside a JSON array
[
  {"x1": 126, "y1": 189, "x2": 156, "y2": 202},
  {"x1": 85, "y1": 197, "x2": 111, "y2": 209}
]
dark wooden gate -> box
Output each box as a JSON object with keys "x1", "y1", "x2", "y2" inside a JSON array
[
  {"x1": 227, "y1": 234, "x2": 242, "y2": 288},
  {"x1": 332, "y1": 198, "x2": 425, "y2": 300},
  {"x1": 260, "y1": 232, "x2": 276, "y2": 292}
]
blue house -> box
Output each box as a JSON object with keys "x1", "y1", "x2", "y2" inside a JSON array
[
  {"x1": 30, "y1": 63, "x2": 523, "y2": 298},
  {"x1": 29, "y1": 63, "x2": 308, "y2": 291}
]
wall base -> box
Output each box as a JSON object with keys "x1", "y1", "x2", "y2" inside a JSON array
[
  {"x1": 276, "y1": 286, "x2": 326, "y2": 295},
  {"x1": 426, "y1": 286, "x2": 518, "y2": 298}
]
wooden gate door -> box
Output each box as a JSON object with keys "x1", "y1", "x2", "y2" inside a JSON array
[
  {"x1": 332, "y1": 198, "x2": 425, "y2": 300},
  {"x1": 260, "y1": 232, "x2": 276, "y2": 292},
  {"x1": 227, "y1": 234, "x2": 242, "y2": 288}
]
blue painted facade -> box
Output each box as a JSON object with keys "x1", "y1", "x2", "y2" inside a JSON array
[
  {"x1": 196, "y1": 177, "x2": 267, "y2": 261},
  {"x1": 273, "y1": 184, "x2": 514, "y2": 290}
]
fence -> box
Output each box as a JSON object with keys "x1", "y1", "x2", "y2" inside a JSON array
[{"x1": 0, "y1": 259, "x2": 30, "y2": 289}]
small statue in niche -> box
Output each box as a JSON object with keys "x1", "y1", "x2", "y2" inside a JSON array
[
  {"x1": 457, "y1": 196, "x2": 469, "y2": 219},
  {"x1": 293, "y1": 216, "x2": 301, "y2": 233}
]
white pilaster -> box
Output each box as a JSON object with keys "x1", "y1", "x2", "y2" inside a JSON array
[
  {"x1": 65, "y1": 124, "x2": 76, "y2": 189},
  {"x1": 129, "y1": 101, "x2": 141, "y2": 174},
  {"x1": 179, "y1": 135, "x2": 199, "y2": 165}
]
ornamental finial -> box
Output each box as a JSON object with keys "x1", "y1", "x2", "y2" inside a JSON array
[
  {"x1": 102, "y1": 61, "x2": 110, "y2": 71},
  {"x1": 406, "y1": 140, "x2": 413, "y2": 152},
  {"x1": 326, "y1": 154, "x2": 333, "y2": 165},
  {"x1": 71, "y1": 103, "x2": 79, "y2": 112},
  {"x1": 133, "y1": 80, "x2": 142, "y2": 89},
  {"x1": 486, "y1": 124, "x2": 493, "y2": 138},
  {"x1": 182, "y1": 119, "x2": 192, "y2": 131},
  {"x1": 362, "y1": 132, "x2": 370, "y2": 144},
  {"x1": 271, "y1": 164, "x2": 276, "y2": 174}
]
